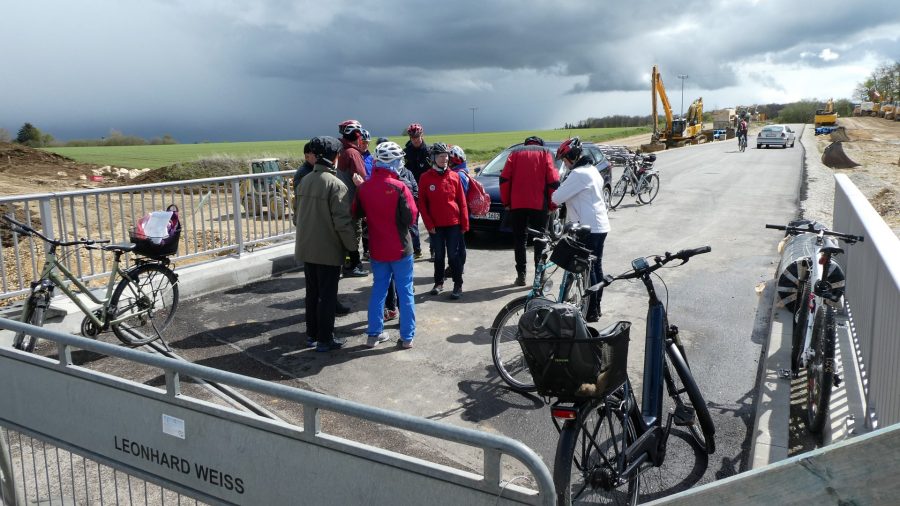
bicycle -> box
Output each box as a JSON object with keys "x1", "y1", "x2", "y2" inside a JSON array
[
  {"x1": 609, "y1": 153, "x2": 660, "y2": 209},
  {"x1": 766, "y1": 223, "x2": 863, "y2": 434},
  {"x1": 737, "y1": 132, "x2": 747, "y2": 152},
  {"x1": 544, "y1": 246, "x2": 715, "y2": 505},
  {"x1": 3, "y1": 215, "x2": 180, "y2": 352},
  {"x1": 491, "y1": 222, "x2": 596, "y2": 392}
]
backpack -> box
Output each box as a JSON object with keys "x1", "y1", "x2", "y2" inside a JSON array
[{"x1": 466, "y1": 177, "x2": 491, "y2": 216}]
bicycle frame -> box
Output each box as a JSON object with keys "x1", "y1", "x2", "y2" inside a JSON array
[{"x1": 795, "y1": 231, "x2": 840, "y2": 370}]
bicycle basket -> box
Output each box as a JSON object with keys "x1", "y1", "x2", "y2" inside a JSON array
[
  {"x1": 130, "y1": 204, "x2": 181, "y2": 257},
  {"x1": 549, "y1": 237, "x2": 592, "y2": 274},
  {"x1": 518, "y1": 301, "x2": 631, "y2": 400}
]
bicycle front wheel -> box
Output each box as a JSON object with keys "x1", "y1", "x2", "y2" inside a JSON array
[
  {"x1": 664, "y1": 344, "x2": 715, "y2": 454},
  {"x1": 554, "y1": 389, "x2": 639, "y2": 505},
  {"x1": 561, "y1": 270, "x2": 590, "y2": 316},
  {"x1": 609, "y1": 176, "x2": 628, "y2": 209},
  {"x1": 13, "y1": 294, "x2": 46, "y2": 353},
  {"x1": 637, "y1": 174, "x2": 660, "y2": 204},
  {"x1": 110, "y1": 263, "x2": 179, "y2": 345},
  {"x1": 490, "y1": 296, "x2": 536, "y2": 392},
  {"x1": 806, "y1": 305, "x2": 835, "y2": 434}
]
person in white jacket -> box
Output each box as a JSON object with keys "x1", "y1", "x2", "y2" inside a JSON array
[{"x1": 551, "y1": 137, "x2": 610, "y2": 322}]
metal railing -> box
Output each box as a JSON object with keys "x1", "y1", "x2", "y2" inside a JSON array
[
  {"x1": 0, "y1": 171, "x2": 297, "y2": 301},
  {"x1": 832, "y1": 174, "x2": 900, "y2": 430},
  {"x1": 0, "y1": 318, "x2": 555, "y2": 505}
]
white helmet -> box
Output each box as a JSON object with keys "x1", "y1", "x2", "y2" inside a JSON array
[
  {"x1": 338, "y1": 119, "x2": 363, "y2": 139},
  {"x1": 375, "y1": 141, "x2": 405, "y2": 164},
  {"x1": 449, "y1": 144, "x2": 467, "y2": 166}
]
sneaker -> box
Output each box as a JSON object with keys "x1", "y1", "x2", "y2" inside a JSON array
[
  {"x1": 315, "y1": 340, "x2": 345, "y2": 352},
  {"x1": 335, "y1": 301, "x2": 351, "y2": 315},
  {"x1": 397, "y1": 338, "x2": 414, "y2": 349},
  {"x1": 383, "y1": 309, "x2": 398, "y2": 321},
  {"x1": 366, "y1": 332, "x2": 390, "y2": 348},
  {"x1": 429, "y1": 283, "x2": 444, "y2": 295},
  {"x1": 414, "y1": 250, "x2": 423, "y2": 259},
  {"x1": 450, "y1": 283, "x2": 462, "y2": 300},
  {"x1": 348, "y1": 265, "x2": 369, "y2": 277},
  {"x1": 514, "y1": 273, "x2": 526, "y2": 286},
  {"x1": 305, "y1": 338, "x2": 317, "y2": 348}
]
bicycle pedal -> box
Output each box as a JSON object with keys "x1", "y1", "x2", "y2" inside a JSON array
[{"x1": 673, "y1": 404, "x2": 695, "y2": 426}]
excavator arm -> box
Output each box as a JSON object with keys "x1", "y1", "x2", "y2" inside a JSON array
[{"x1": 655, "y1": 69, "x2": 674, "y2": 136}]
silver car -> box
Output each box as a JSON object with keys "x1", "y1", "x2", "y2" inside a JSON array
[{"x1": 757, "y1": 124, "x2": 796, "y2": 149}]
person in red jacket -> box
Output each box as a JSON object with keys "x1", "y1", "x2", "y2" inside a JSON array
[
  {"x1": 418, "y1": 143, "x2": 468, "y2": 299},
  {"x1": 337, "y1": 119, "x2": 368, "y2": 277},
  {"x1": 352, "y1": 141, "x2": 418, "y2": 349},
  {"x1": 499, "y1": 136, "x2": 560, "y2": 286}
]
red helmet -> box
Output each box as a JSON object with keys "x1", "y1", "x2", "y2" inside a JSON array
[
  {"x1": 338, "y1": 119, "x2": 363, "y2": 139},
  {"x1": 448, "y1": 145, "x2": 466, "y2": 167},
  {"x1": 555, "y1": 137, "x2": 583, "y2": 161},
  {"x1": 406, "y1": 123, "x2": 424, "y2": 137}
]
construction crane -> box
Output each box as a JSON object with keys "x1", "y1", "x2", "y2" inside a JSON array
[{"x1": 641, "y1": 65, "x2": 706, "y2": 152}]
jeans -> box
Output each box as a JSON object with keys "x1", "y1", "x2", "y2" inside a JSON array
[
  {"x1": 368, "y1": 256, "x2": 416, "y2": 341},
  {"x1": 432, "y1": 225, "x2": 464, "y2": 285},
  {"x1": 510, "y1": 209, "x2": 550, "y2": 274},
  {"x1": 303, "y1": 263, "x2": 341, "y2": 344},
  {"x1": 583, "y1": 232, "x2": 608, "y2": 316}
]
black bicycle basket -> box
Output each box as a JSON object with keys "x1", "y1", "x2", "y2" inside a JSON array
[
  {"x1": 130, "y1": 204, "x2": 182, "y2": 257},
  {"x1": 549, "y1": 237, "x2": 592, "y2": 274},
  {"x1": 517, "y1": 299, "x2": 630, "y2": 400}
]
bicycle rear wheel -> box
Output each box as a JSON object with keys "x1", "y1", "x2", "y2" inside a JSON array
[
  {"x1": 609, "y1": 176, "x2": 628, "y2": 209},
  {"x1": 637, "y1": 174, "x2": 660, "y2": 204},
  {"x1": 806, "y1": 305, "x2": 835, "y2": 434},
  {"x1": 13, "y1": 293, "x2": 46, "y2": 353},
  {"x1": 110, "y1": 263, "x2": 179, "y2": 345},
  {"x1": 664, "y1": 344, "x2": 715, "y2": 454},
  {"x1": 553, "y1": 388, "x2": 639, "y2": 505},
  {"x1": 490, "y1": 296, "x2": 536, "y2": 392},
  {"x1": 560, "y1": 270, "x2": 590, "y2": 316}
]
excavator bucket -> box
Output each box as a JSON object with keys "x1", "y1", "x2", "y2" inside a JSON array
[
  {"x1": 829, "y1": 127, "x2": 850, "y2": 142},
  {"x1": 821, "y1": 142, "x2": 859, "y2": 169},
  {"x1": 640, "y1": 142, "x2": 667, "y2": 153}
]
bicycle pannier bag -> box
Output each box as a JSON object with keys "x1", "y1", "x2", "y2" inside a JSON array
[
  {"x1": 466, "y1": 177, "x2": 491, "y2": 217},
  {"x1": 518, "y1": 300, "x2": 630, "y2": 399},
  {"x1": 131, "y1": 204, "x2": 182, "y2": 257},
  {"x1": 549, "y1": 237, "x2": 592, "y2": 274}
]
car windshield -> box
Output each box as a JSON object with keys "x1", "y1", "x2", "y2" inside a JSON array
[
  {"x1": 478, "y1": 147, "x2": 564, "y2": 176},
  {"x1": 762, "y1": 126, "x2": 783, "y2": 132}
]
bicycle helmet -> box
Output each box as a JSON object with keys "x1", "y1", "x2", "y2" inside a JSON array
[
  {"x1": 448, "y1": 145, "x2": 467, "y2": 167},
  {"x1": 555, "y1": 137, "x2": 583, "y2": 161},
  {"x1": 338, "y1": 119, "x2": 363, "y2": 139},
  {"x1": 406, "y1": 123, "x2": 424, "y2": 137},
  {"x1": 429, "y1": 142, "x2": 450, "y2": 170},
  {"x1": 360, "y1": 129, "x2": 371, "y2": 142},
  {"x1": 376, "y1": 137, "x2": 390, "y2": 145},
  {"x1": 524, "y1": 136, "x2": 544, "y2": 146},
  {"x1": 309, "y1": 136, "x2": 342, "y2": 160},
  {"x1": 375, "y1": 141, "x2": 405, "y2": 164}
]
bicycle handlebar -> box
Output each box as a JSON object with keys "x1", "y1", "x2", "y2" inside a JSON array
[
  {"x1": 588, "y1": 245, "x2": 712, "y2": 291},
  {"x1": 765, "y1": 223, "x2": 864, "y2": 244},
  {"x1": 2, "y1": 215, "x2": 110, "y2": 247}
]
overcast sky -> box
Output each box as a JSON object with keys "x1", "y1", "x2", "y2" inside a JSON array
[{"x1": 2, "y1": 1, "x2": 898, "y2": 143}]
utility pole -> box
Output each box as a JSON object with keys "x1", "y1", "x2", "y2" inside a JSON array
[
  {"x1": 677, "y1": 74, "x2": 689, "y2": 119},
  {"x1": 469, "y1": 107, "x2": 478, "y2": 133}
]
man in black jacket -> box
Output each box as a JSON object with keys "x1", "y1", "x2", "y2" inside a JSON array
[{"x1": 404, "y1": 123, "x2": 430, "y2": 259}]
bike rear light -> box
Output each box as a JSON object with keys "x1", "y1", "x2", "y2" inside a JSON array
[{"x1": 551, "y1": 407, "x2": 578, "y2": 420}]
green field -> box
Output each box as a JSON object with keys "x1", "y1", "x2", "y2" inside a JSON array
[{"x1": 44, "y1": 127, "x2": 651, "y2": 169}]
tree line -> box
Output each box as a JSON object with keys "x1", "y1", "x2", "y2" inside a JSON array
[
  {"x1": 1, "y1": 123, "x2": 178, "y2": 148},
  {"x1": 853, "y1": 60, "x2": 900, "y2": 102}
]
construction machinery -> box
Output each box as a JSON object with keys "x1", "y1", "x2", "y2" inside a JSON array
[
  {"x1": 641, "y1": 65, "x2": 706, "y2": 152},
  {"x1": 239, "y1": 158, "x2": 293, "y2": 218},
  {"x1": 880, "y1": 97, "x2": 895, "y2": 119},
  {"x1": 814, "y1": 98, "x2": 838, "y2": 127}
]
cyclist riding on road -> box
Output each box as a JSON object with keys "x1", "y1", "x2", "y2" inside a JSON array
[{"x1": 736, "y1": 117, "x2": 749, "y2": 146}]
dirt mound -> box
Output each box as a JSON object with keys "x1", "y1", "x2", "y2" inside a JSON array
[
  {"x1": 821, "y1": 142, "x2": 859, "y2": 169},
  {"x1": 0, "y1": 142, "x2": 108, "y2": 196},
  {"x1": 0, "y1": 142, "x2": 78, "y2": 166}
]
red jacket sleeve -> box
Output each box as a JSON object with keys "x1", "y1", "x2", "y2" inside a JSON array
[
  {"x1": 456, "y1": 175, "x2": 469, "y2": 232},
  {"x1": 544, "y1": 151, "x2": 560, "y2": 209},
  {"x1": 348, "y1": 150, "x2": 366, "y2": 179},
  {"x1": 499, "y1": 154, "x2": 514, "y2": 207}
]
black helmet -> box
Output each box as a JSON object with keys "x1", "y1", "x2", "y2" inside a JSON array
[
  {"x1": 309, "y1": 136, "x2": 342, "y2": 160},
  {"x1": 429, "y1": 142, "x2": 450, "y2": 156},
  {"x1": 377, "y1": 137, "x2": 390, "y2": 145},
  {"x1": 524, "y1": 136, "x2": 544, "y2": 146},
  {"x1": 555, "y1": 137, "x2": 583, "y2": 161}
]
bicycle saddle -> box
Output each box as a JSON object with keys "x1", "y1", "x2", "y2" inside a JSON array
[{"x1": 102, "y1": 243, "x2": 137, "y2": 253}]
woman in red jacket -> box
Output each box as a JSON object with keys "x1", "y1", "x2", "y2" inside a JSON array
[{"x1": 418, "y1": 143, "x2": 468, "y2": 299}]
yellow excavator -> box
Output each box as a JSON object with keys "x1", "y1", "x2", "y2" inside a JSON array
[
  {"x1": 641, "y1": 65, "x2": 705, "y2": 152},
  {"x1": 814, "y1": 98, "x2": 838, "y2": 127}
]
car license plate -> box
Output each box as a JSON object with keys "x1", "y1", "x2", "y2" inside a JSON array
[
  {"x1": 484, "y1": 212, "x2": 500, "y2": 220},
  {"x1": 766, "y1": 132, "x2": 777, "y2": 137}
]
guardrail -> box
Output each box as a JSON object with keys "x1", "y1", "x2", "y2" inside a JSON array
[
  {"x1": 0, "y1": 171, "x2": 297, "y2": 301},
  {"x1": 0, "y1": 318, "x2": 555, "y2": 505},
  {"x1": 832, "y1": 174, "x2": 900, "y2": 430}
]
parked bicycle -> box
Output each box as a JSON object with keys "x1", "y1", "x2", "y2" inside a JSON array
[
  {"x1": 766, "y1": 222, "x2": 863, "y2": 434},
  {"x1": 3, "y1": 215, "x2": 180, "y2": 352},
  {"x1": 609, "y1": 152, "x2": 660, "y2": 209},
  {"x1": 491, "y1": 222, "x2": 596, "y2": 392},
  {"x1": 521, "y1": 246, "x2": 715, "y2": 504}
]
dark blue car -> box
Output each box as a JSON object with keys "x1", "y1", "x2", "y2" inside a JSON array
[{"x1": 470, "y1": 141, "x2": 613, "y2": 237}]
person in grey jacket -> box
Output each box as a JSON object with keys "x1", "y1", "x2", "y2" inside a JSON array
[{"x1": 295, "y1": 136, "x2": 357, "y2": 352}]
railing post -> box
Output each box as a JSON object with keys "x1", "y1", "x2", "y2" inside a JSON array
[
  {"x1": 38, "y1": 197, "x2": 55, "y2": 240},
  {"x1": 0, "y1": 429, "x2": 22, "y2": 506},
  {"x1": 231, "y1": 180, "x2": 244, "y2": 257}
]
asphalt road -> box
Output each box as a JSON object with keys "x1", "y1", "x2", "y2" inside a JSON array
[{"x1": 84, "y1": 131, "x2": 805, "y2": 500}]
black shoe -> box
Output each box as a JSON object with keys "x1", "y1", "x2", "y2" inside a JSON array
[
  {"x1": 514, "y1": 273, "x2": 526, "y2": 286},
  {"x1": 450, "y1": 283, "x2": 462, "y2": 300},
  {"x1": 427, "y1": 252, "x2": 435, "y2": 263},
  {"x1": 429, "y1": 283, "x2": 444, "y2": 295},
  {"x1": 315, "y1": 340, "x2": 345, "y2": 352},
  {"x1": 585, "y1": 312, "x2": 600, "y2": 323},
  {"x1": 335, "y1": 301, "x2": 351, "y2": 315}
]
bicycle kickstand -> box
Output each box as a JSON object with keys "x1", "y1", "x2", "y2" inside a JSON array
[{"x1": 151, "y1": 320, "x2": 172, "y2": 352}]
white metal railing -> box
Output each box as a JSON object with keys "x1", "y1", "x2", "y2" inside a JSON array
[
  {"x1": 832, "y1": 174, "x2": 900, "y2": 429},
  {"x1": 0, "y1": 171, "x2": 296, "y2": 301}
]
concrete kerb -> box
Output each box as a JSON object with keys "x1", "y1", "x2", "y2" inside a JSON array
[{"x1": 0, "y1": 243, "x2": 298, "y2": 346}]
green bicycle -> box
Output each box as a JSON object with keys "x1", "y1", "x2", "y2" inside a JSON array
[{"x1": 3, "y1": 215, "x2": 179, "y2": 352}]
